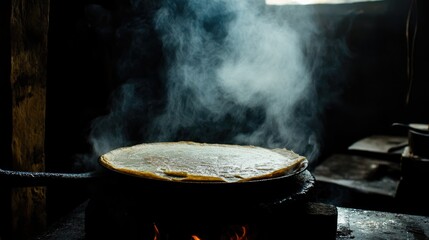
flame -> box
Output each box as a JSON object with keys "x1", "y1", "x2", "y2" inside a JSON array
[
  {"x1": 230, "y1": 225, "x2": 248, "y2": 240},
  {"x1": 153, "y1": 224, "x2": 248, "y2": 240},
  {"x1": 239, "y1": 226, "x2": 248, "y2": 239},
  {"x1": 153, "y1": 223, "x2": 160, "y2": 240}
]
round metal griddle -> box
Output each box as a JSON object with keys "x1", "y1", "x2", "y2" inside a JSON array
[
  {"x1": 93, "y1": 158, "x2": 314, "y2": 208},
  {"x1": 86, "y1": 167, "x2": 315, "y2": 227},
  {"x1": 1, "y1": 141, "x2": 315, "y2": 207}
]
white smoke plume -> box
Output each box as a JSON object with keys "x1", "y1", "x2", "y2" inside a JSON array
[{"x1": 84, "y1": 0, "x2": 348, "y2": 167}]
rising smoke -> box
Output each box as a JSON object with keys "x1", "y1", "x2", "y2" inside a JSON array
[{"x1": 84, "y1": 0, "x2": 347, "y2": 168}]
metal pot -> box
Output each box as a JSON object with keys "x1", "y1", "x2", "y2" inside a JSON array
[
  {"x1": 392, "y1": 122, "x2": 429, "y2": 158},
  {"x1": 408, "y1": 130, "x2": 429, "y2": 158},
  {"x1": 392, "y1": 122, "x2": 429, "y2": 134}
]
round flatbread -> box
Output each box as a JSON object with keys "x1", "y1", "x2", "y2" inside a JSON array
[{"x1": 99, "y1": 141, "x2": 307, "y2": 183}]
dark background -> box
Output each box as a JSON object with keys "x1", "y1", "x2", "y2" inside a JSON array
[{"x1": 2, "y1": 0, "x2": 429, "y2": 227}]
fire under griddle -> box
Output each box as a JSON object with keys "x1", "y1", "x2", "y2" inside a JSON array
[
  {"x1": 81, "y1": 169, "x2": 339, "y2": 240},
  {"x1": 32, "y1": 199, "x2": 429, "y2": 240}
]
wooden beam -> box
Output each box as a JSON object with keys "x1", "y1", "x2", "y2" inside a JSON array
[{"x1": 9, "y1": 0, "x2": 50, "y2": 238}]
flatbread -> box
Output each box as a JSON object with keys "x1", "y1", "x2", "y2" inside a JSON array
[{"x1": 99, "y1": 141, "x2": 307, "y2": 183}]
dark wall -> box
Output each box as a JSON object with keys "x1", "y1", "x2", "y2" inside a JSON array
[
  {"x1": 317, "y1": 1, "x2": 411, "y2": 152},
  {"x1": 337, "y1": 0, "x2": 428, "y2": 151},
  {"x1": 44, "y1": 0, "x2": 122, "y2": 223},
  {"x1": 46, "y1": 0, "x2": 116, "y2": 172},
  {"x1": 408, "y1": 0, "x2": 429, "y2": 122},
  {"x1": 0, "y1": 1, "x2": 11, "y2": 239}
]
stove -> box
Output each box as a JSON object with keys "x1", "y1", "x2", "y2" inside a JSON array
[
  {"x1": 31, "y1": 191, "x2": 429, "y2": 240},
  {"x1": 27, "y1": 164, "x2": 429, "y2": 240},
  {"x1": 83, "y1": 170, "x2": 338, "y2": 240},
  {"x1": 1, "y1": 166, "x2": 338, "y2": 240}
]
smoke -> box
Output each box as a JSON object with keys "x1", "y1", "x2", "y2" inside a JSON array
[
  {"x1": 83, "y1": 0, "x2": 348, "y2": 168},
  {"x1": 150, "y1": 1, "x2": 320, "y2": 153}
]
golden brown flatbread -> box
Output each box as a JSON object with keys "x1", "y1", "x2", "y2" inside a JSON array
[{"x1": 99, "y1": 141, "x2": 307, "y2": 183}]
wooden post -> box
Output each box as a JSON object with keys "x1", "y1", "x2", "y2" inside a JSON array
[{"x1": 8, "y1": 0, "x2": 50, "y2": 239}]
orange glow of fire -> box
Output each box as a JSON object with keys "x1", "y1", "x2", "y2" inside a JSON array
[
  {"x1": 153, "y1": 224, "x2": 248, "y2": 240},
  {"x1": 153, "y1": 223, "x2": 160, "y2": 240},
  {"x1": 192, "y1": 225, "x2": 249, "y2": 240},
  {"x1": 234, "y1": 225, "x2": 248, "y2": 240}
]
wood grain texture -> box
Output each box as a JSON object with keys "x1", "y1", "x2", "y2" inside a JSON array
[{"x1": 9, "y1": 0, "x2": 50, "y2": 238}]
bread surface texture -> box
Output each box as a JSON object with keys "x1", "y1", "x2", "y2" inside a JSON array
[{"x1": 99, "y1": 141, "x2": 306, "y2": 182}]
